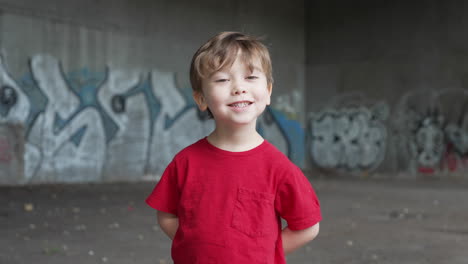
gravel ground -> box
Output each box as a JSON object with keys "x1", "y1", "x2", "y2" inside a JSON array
[{"x1": 1, "y1": 176, "x2": 467, "y2": 264}]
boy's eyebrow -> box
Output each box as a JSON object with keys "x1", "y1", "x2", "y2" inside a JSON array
[
  {"x1": 245, "y1": 65, "x2": 264, "y2": 74},
  {"x1": 209, "y1": 70, "x2": 228, "y2": 76},
  {"x1": 250, "y1": 65, "x2": 263, "y2": 72},
  {"x1": 210, "y1": 66, "x2": 263, "y2": 76}
]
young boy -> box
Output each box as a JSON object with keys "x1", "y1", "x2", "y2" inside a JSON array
[{"x1": 146, "y1": 31, "x2": 321, "y2": 263}]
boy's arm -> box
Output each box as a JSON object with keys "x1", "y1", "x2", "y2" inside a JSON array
[
  {"x1": 282, "y1": 222, "x2": 320, "y2": 255},
  {"x1": 157, "y1": 211, "x2": 179, "y2": 240}
]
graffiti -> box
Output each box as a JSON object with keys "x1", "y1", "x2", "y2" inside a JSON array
[
  {"x1": 394, "y1": 89, "x2": 468, "y2": 174},
  {"x1": 0, "y1": 56, "x2": 30, "y2": 124},
  {"x1": 0, "y1": 137, "x2": 12, "y2": 163},
  {"x1": 3, "y1": 52, "x2": 466, "y2": 181},
  {"x1": 97, "y1": 69, "x2": 152, "y2": 181},
  {"x1": 18, "y1": 55, "x2": 106, "y2": 182},
  {"x1": 0, "y1": 54, "x2": 302, "y2": 183},
  {"x1": 264, "y1": 107, "x2": 305, "y2": 167},
  {"x1": 410, "y1": 115, "x2": 445, "y2": 170},
  {"x1": 274, "y1": 91, "x2": 301, "y2": 120},
  {"x1": 308, "y1": 101, "x2": 389, "y2": 172},
  {"x1": 445, "y1": 124, "x2": 468, "y2": 155},
  {"x1": 437, "y1": 89, "x2": 468, "y2": 172},
  {"x1": 0, "y1": 85, "x2": 17, "y2": 110}
]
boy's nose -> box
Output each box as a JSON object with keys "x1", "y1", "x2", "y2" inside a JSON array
[
  {"x1": 233, "y1": 89, "x2": 247, "y2": 95},
  {"x1": 232, "y1": 84, "x2": 247, "y2": 95}
]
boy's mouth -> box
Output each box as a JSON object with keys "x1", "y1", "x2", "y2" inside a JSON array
[{"x1": 228, "y1": 101, "x2": 253, "y2": 108}]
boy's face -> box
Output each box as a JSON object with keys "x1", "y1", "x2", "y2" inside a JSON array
[{"x1": 193, "y1": 53, "x2": 272, "y2": 127}]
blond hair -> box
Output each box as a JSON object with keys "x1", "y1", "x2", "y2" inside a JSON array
[{"x1": 190, "y1": 31, "x2": 273, "y2": 93}]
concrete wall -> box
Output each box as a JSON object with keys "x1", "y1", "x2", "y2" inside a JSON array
[
  {"x1": 0, "y1": 124, "x2": 24, "y2": 184},
  {"x1": 0, "y1": 0, "x2": 307, "y2": 184},
  {"x1": 305, "y1": 0, "x2": 468, "y2": 177},
  {"x1": 5, "y1": 0, "x2": 466, "y2": 184}
]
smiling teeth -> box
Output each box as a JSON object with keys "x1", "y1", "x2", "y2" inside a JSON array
[{"x1": 231, "y1": 102, "x2": 250, "y2": 107}]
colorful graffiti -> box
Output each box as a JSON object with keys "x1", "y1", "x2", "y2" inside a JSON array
[
  {"x1": 305, "y1": 90, "x2": 468, "y2": 176},
  {"x1": 5, "y1": 54, "x2": 466, "y2": 182},
  {"x1": 0, "y1": 54, "x2": 303, "y2": 184},
  {"x1": 308, "y1": 100, "x2": 389, "y2": 173}
]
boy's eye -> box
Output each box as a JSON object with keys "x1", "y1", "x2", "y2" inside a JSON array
[
  {"x1": 214, "y1": 79, "x2": 229, "y2": 83},
  {"x1": 246, "y1": 76, "x2": 258, "y2": 80}
]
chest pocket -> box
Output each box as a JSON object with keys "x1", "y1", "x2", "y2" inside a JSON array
[{"x1": 231, "y1": 188, "x2": 276, "y2": 237}]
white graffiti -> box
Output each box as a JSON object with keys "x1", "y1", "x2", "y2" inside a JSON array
[
  {"x1": 0, "y1": 56, "x2": 30, "y2": 124},
  {"x1": 409, "y1": 116, "x2": 445, "y2": 168},
  {"x1": 395, "y1": 89, "x2": 468, "y2": 173},
  {"x1": 445, "y1": 123, "x2": 468, "y2": 155},
  {"x1": 0, "y1": 54, "x2": 296, "y2": 184},
  {"x1": 309, "y1": 103, "x2": 388, "y2": 171},
  {"x1": 98, "y1": 69, "x2": 151, "y2": 181},
  {"x1": 27, "y1": 55, "x2": 106, "y2": 182},
  {"x1": 148, "y1": 69, "x2": 214, "y2": 178}
]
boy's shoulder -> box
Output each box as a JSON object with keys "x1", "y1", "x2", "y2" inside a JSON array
[
  {"x1": 255, "y1": 141, "x2": 303, "y2": 177},
  {"x1": 173, "y1": 137, "x2": 207, "y2": 159},
  {"x1": 263, "y1": 140, "x2": 294, "y2": 162}
]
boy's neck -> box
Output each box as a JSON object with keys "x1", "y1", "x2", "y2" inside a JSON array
[{"x1": 207, "y1": 122, "x2": 264, "y2": 152}]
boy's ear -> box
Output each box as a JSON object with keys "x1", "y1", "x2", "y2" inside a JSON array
[
  {"x1": 266, "y1": 83, "x2": 273, "y2": 105},
  {"x1": 193, "y1": 91, "x2": 208, "y2": 111}
]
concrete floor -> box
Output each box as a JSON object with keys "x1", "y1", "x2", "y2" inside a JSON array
[{"x1": 1, "y1": 177, "x2": 467, "y2": 264}]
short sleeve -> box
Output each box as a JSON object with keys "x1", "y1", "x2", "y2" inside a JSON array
[
  {"x1": 145, "y1": 160, "x2": 180, "y2": 215},
  {"x1": 275, "y1": 166, "x2": 321, "y2": 230}
]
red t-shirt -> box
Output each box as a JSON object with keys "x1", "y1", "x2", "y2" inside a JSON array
[{"x1": 146, "y1": 138, "x2": 321, "y2": 264}]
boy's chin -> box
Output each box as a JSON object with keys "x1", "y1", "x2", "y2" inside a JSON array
[{"x1": 217, "y1": 117, "x2": 261, "y2": 126}]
